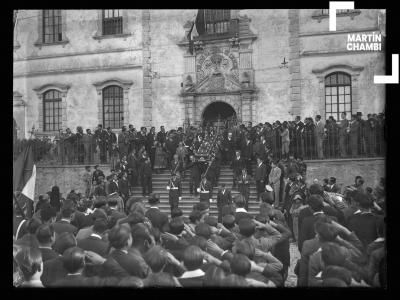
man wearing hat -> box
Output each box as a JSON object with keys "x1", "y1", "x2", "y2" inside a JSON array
[
  {"x1": 338, "y1": 112, "x2": 349, "y2": 158},
  {"x1": 145, "y1": 194, "x2": 169, "y2": 232},
  {"x1": 167, "y1": 172, "x2": 182, "y2": 213},
  {"x1": 356, "y1": 112, "x2": 367, "y2": 156},
  {"x1": 237, "y1": 168, "x2": 251, "y2": 211},
  {"x1": 140, "y1": 157, "x2": 153, "y2": 196},
  {"x1": 198, "y1": 174, "x2": 212, "y2": 204},
  {"x1": 118, "y1": 126, "x2": 129, "y2": 159},
  {"x1": 105, "y1": 127, "x2": 117, "y2": 161}
]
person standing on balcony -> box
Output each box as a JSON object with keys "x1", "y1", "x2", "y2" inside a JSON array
[
  {"x1": 82, "y1": 129, "x2": 95, "y2": 165},
  {"x1": 280, "y1": 122, "x2": 290, "y2": 160},
  {"x1": 118, "y1": 126, "x2": 129, "y2": 160},
  {"x1": 293, "y1": 116, "x2": 304, "y2": 159},
  {"x1": 156, "y1": 126, "x2": 167, "y2": 148},
  {"x1": 62, "y1": 128, "x2": 74, "y2": 164},
  {"x1": 314, "y1": 115, "x2": 325, "y2": 159},
  {"x1": 75, "y1": 127, "x2": 85, "y2": 164},
  {"x1": 338, "y1": 112, "x2": 349, "y2": 158},
  {"x1": 106, "y1": 127, "x2": 117, "y2": 162},
  {"x1": 348, "y1": 115, "x2": 360, "y2": 158},
  {"x1": 94, "y1": 125, "x2": 108, "y2": 164}
]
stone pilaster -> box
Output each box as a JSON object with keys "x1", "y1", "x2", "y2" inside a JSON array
[
  {"x1": 240, "y1": 93, "x2": 253, "y2": 124},
  {"x1": 288, "y1": 9, "x2": 301, "y2": 116},
  {"x1": 142, "y1": 9, "x2": 152, "y2": 127}
]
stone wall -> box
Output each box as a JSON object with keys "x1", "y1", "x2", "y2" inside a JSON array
[
  {"x1": 34, "y1": 158, "x2": 384, "y2": 200},
  {"x1": 305, "y1": 157, "x2": 385, "y2": 189},
  {"x1": 14, "y1": 9, "x2": 385, "y2": 137}
]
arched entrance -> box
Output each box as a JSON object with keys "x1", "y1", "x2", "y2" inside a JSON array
[{"x1": 202, "y1": 101, "x2": 236, "y2": 126}]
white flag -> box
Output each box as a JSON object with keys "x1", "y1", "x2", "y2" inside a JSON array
[{"x1": 21, "y1": 164, "x2": 36, "y2": 202}]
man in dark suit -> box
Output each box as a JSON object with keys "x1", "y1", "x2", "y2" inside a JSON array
[
  {"x1": 223, "y1": 132, "x2": 236, "y2": 166},
  {"x1": 118, "y1": 126, "x2": 129, "y2": 159},
  {"x1": 178, "y1": 245, "x2": 205, "y2": 287},
  {"x1": 349, "y1": 114, "x2": 360, "y2": 157},
  {"x1": 347, "y1": 192, "x2": 382, "y2": 249},
  {"x1": 216, "y1": 183, "x2": 233, "y2": 223},
  {"x1": 106, "y1": 127, "x2": 117, "y2": 160},
  {"x1": 314, "y1": 115, "x2": 325, "y2": 159},
  {"x1": 293, "y1": 116, "x2": 304, "y2": 158},
  {"x1": 327, "y1": 177, "x2": 341, "y2": 193},
  {"x1": 52, "y1": 247, "x2": 88, "y2": 287},
  {"x1": 231, "y1": 150, "x2": 245, "y2": 189},
  {"x1": 156, "y1": 126, "x2": 167, "y2": 146},
  {"x1": 162, "y1": 218, "x2": 190, "y2": 262},
  {"x1": 118, "y1": 171, "x2": 130, "y2": 205},
  {"x1": 254, "y1": 157, "x2": 267, "y2": 202},
  {"x1": 53, "y1": 208, "x2": 78, "y2": 239},
  {"x1": 238, "y1": 168, "x2": 251, "y2": 211},
  {"x1": 298, "y1": 195, "x2": 338, "y2": 252},
  {"x1": 186, "y1": 155, "x2": 200, "y2": 196},
  {"x1": 36, "y1": 224, "x2": 59, "y2": 262},
  {"x1": 167, "y1": 172, "x2": 182, "y2": 213},
  {"x1": 337, "y1": 112, "x2": 349, "y2": 158},
  {"x1": 241, "y1": 135, "x2": 253, "y2": 176},
  {"x1": 108, "y1": 174, "x2": 119, "y2": 195},
  {"x1": 77, "y1": 219, "x2": 109, "y2": 257},
  {"x1": 94, "y1": 125, "x2": 108, "y2": 163},
  {"x1": 145, "y1": 194, "x2": 169, "y2": 233},
  {"x1": 141, "y1": 157, "x2": 153, "y2": 196}
]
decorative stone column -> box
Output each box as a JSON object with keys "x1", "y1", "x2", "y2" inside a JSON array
[
  {"x1": 183, "y1": 95, "x2": 196, "y2": 127},
  {"x1": 240, "y1": 92, "x2": 253, "y2": 124},
  {"x1": 142, "y1": 9, "x2": 153, "y2": 127},
  {"x1": 13, "y1": 91, "x2": 26, "y2": 139}
]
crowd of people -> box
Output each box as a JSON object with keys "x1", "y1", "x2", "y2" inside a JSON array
[
  {"x1": 12, "y1": 171, "x2": 386, "y2": 287},
  {"x1": 45, "y1": 111, "x2": 385, "y2": 166},
  {"x1": 13, "y1": 114, "x2": 386, "y2": 287}
]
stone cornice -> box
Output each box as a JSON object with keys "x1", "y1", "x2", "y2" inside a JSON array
[
  {"x1": 33, "y1": 83, "x2": 70, "y2": 95},
  {"x1": 93, "y1": 78, "x2": 133, "y2": 92},
  {"x1": 312, "y1": 64, "x2": 364, "y2": 75},
  {"x1": 181, "y1": 87, "x2": 257, "y2": 97}
]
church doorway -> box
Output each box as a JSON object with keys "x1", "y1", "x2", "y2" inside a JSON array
[{"x1": 202, "y1": 101, "x2": 237, "y2": 127}]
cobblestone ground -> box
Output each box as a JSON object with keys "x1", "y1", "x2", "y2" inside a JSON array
[{"x1": 285, "y1": 242, "x2": 300, "y2": 287}]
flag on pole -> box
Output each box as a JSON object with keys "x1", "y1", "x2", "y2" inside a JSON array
[
  {"x1": 188, "y1": 10, "x2": 203, "y2": 55},
  {"x1": 13, "y1": 141, "x2": 35, "y2": 218},
  {"x1": 21, "y1": 164, "x2": 36, "y2": 202}
]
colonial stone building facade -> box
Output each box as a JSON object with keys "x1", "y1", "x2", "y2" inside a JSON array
[{"x1": 13, "y1": 9, "x2": 385, "y2": 139}]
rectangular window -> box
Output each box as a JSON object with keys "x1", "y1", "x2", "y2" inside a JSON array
[
  {"x1": 103, "y1": 86, "x2": 123, "y2": 129},
  {"x1": 325, "y1": 72, "x2": 352, "y2": 121},
  {"x1": 43, "y1": 90, "x2": 62, "y2": 131},
  {"x1": 204, "y1": 9, "x2": 231, "y2": 35},
  {"x1": 43, "y1": 10, "x2": 62, "y2": 43},
  {"x1": 102, "y1": 9, "x2": 123, "y2": 35}
]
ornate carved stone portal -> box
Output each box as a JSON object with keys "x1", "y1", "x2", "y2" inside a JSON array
[{"x1": 179, "y1": 12, "x2": 258, "y2": 127}]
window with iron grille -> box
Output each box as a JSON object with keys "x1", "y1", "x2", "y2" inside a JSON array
[
  {"x1": 321, "y1": 9, "x2": 354, "y2": 15},
  {"x1": 204, "y1": 9, "x2": 231, "y2": 34},
  {"x1": 102, "y1": 9, "x2": 123, "y2": 35},
  {"x1": 103, "y1": 86, "x2": 124, "y2": 129},
  {"x1": 325, "y1": 72, "x2": 352, "y2": 121},
  {"x1": 43, "y1": 10, "x2": 63, "y2": 43},
  {"x1": 43, "y1": 90, "x2": 62, "y2": 132}
]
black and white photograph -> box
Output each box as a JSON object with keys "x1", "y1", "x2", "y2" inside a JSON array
[{"x1": 13, "y1": 8, "x2": 389, "y2": 288}]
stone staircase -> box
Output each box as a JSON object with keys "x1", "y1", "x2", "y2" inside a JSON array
[{"x1": 131, "y1": 164, "x2": 261, "y2": 217}]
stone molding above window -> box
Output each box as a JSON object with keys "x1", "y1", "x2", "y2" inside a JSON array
[
  {"x1": 33, "y1": 83, "x2": 70, "y2": 132},
  {"x1": 312, "y1": 64, "x2": 364, "y2": 115},
  {"x1": 34, "y1": 10, "x2": 69, "y2": 49},
  {"x1": 93, "y1": 78, "x2": 133, "y2": 127},
  {"x1": 93, "y1": 9, "x2": 131, "y2": 42},
  {"x1": 312, "y1": 9, "x2": 361, "y2": 22}
]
